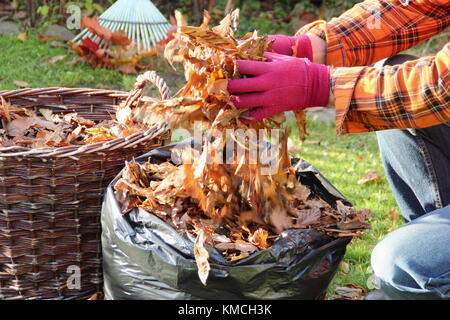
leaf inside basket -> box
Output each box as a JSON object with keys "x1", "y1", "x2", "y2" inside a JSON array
[{"x1": 0, "y1": 100, "x2": 155, "y2": 149}]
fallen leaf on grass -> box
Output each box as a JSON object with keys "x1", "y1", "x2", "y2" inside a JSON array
[
  {"x1": 357, "y1": 170, "x2": 382, "y2": 185},
  {"x1": 117, "y1": 64, "x2": 137, "y2": 74},
  {"x1": 332, "y1": 284, "x2": 367, "y2": 300},
  {"x1": 340, "y1": 261, "x2": 350, "y2": 274},
  {"x1": 389, "y1": 209, "x2": 398, "y2": 222},
  {"x1": 13, "y1": 80, "x2": 29, "y2": 88},
  {"x1": 43, "y1": 55, "x2": 67, "y2": 64},
  {"x1": 304, "y1": 140, "x2": 321, "y2": 145},
  {"x1": 37, "y1": 33, "x2": 56, "y2": 43},
  {"x1": 65, "y1": 57, "x2": 84, "y2": 65},
  {"x1": 17, "y1": 32, "x2": 27, "y2": 42},
  {"x1": 50, "y1": 41, "x2": 67, "y2": 48},
  {"x1": 69, "y1": 38, "x2": 113, "y2": 68}
]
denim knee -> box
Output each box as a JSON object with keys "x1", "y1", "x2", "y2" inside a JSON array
[
  {"x1": 371, "y1": 206, "x2": 450, "y2": 299},
  {"x1": 371, "y1": 230, "x2": 418, "y2": 296},
  {"x1": 371, "y1": 233, "x2": 439, "y2": 300}
]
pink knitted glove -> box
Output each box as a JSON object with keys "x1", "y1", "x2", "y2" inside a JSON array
[
  {"x1": 267, "y1": 34, "x2": 313, "y2": 61},
  {"x1": 228, "y1": 52, "x2": 330, "y2": 122}
]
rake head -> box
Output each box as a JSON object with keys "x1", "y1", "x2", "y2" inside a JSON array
[{"x1": 72, "y1": 0, "x2": 172, "y2": 54}]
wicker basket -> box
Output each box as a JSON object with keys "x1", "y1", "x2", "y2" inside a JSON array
[{"x1": 0, "y1": 72, "x2": 171, "y2": 300}]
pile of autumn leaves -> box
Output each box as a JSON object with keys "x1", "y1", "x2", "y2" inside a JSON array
[
  {"x1": 112, "y1": 11, "x2": 371, "y2": 285},
  {"x1": 0, "y1": 10, "x2": 371, "y2": 285},
  {"x1": 68, "y1": 17, "x2": 145, "y2": 74},
  {"x1": 0, "y1": 97, "x2": 145, "y2": 149}
]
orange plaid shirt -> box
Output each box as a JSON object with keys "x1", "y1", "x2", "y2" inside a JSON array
[{"x1": 298, "y1": 0, "x2": 450, "y2": 135}]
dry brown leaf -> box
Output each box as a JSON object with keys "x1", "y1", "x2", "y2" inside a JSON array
[
  {"x1": 358, "y1": 170, "x2": 382, "y2": 185},
  {"x1": 37, "y1": 33, "x2": 56, "y2": 43},
  {"x1": 0, "y1": 97, "x2": 11, "y2": 122},
  {"x1": 294, "y1": 110, "x2": 307, "y2": 141},
  {"x1": 194, "y1": 229, "x2": 211, "y2": 286},
  {"x1": 39, "y1": 109, "x2": 53, "y2": 122},
  {"x1": 65, "y1": 57, "x2": 84, "y2": 66},
  {"x1": 179, "y1": 26, "x2": 237, "y2": 50},
  {"x1": 332, "y1": 284, "x2": 366, "y2": 300},
  {"x1": 82, "y1": 17, "x2": 131, "y2": 46},
  {"x1": 208, "y1": 79, "x2": 228, "y2": 96},
  {"x1": 234, "y1": 241, "x2": 258, "y2": 253},
  {"x1": 248, "y1": 228, "x2": 269, "y2": 250},
  {"x1": 389, "y1": 209, "x2": 398, "y2": 222},
  {"x1": 174, "y1": 10, "x2": 188, "y2": 27},
  {"x1": 305, "y1": 198, "x2": 330, "y2": 209},
  {"x1": 13, "y1": 80, "x2": 29, "y2": 88},
  {"x1": 269, "y1": 207, "x2": 295, "y2": 234},
  {"x1": 50, "y1": 41, "x2": 67, "y2": 48},
  {"x1": 229, "y1": 252, "x2": 250, "y2": 262},
  {"x1": 296, "y1": 208, "x2": 321, "y2": 226},
  {"x1": 340, "y1": 261, "x2": 350, "y2": 274},
  {"x1": 69, "y1": 38, "x2": 113, "y2": 68},
  {"x1": 215, "y1": 242, "x2": 237, "y2": 252},
  {"x1": 6, "y1": 117, "x2": 33, "y2": 136},
  {"x1": 43, "y1": 55, "x2": 66, "y2": 64},
  {"x1": 17, "y1": 32, "x2": 27, "y2": 42},
  {"x1": 117, "y1": 64, "x2": 137, "y2": 74},
  {"x1": 336, "y1": 209, "x2": 371, "y2": 230}
]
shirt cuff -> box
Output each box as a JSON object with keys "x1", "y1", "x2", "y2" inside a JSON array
[
  {"x1": 330, "y1": 67, "x2": 366, "y2": 135},
  {"x1": 296, "y1": 20, "x2": 349, "y2": 67}
]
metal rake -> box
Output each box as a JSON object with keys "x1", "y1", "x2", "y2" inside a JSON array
[{"x1": 72, "y1": 0, "x2": 172, "y2": 54}]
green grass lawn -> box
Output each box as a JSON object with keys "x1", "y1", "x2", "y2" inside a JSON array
[
  {"x1": 0, "y1": 31, "x2": 184, "y2": 94},
  {"x1": 286, "y1": 117, "x2": 404, "y2": 297},
  {"x1": 0, "y1": 32, "x2": 133, "y2": 90},
  {"x1": 1, "y1": 31, "x2": 406, "y2": 299}
]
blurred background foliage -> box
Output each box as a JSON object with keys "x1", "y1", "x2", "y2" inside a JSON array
[{"x1": 12, "y1": 0, "x2": 361, "y2": 34}]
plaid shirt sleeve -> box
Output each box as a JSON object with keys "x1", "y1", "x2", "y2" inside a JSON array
[
  {"x1": 298, "y1": 0, "x2": 450, "y2": 67},
  {"x1": 332, "y1": 44, "x2": 450, "y2": 134},
  {"x1": 297, "y1": 0, "x2": 450, "y2": 134}
]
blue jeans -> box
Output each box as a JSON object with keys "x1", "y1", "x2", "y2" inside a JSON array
[{"x1": 372, "y1": 123, "x2": 450, "y2": 299}]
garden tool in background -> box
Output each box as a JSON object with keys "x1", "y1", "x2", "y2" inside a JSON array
[{"x1": 72, "y1": 0, "x2": 172, "y2": 55}]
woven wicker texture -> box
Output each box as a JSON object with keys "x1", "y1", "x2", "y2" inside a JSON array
[{"x1": 0, "y1": 75, "x2": 170, "y2": 300}]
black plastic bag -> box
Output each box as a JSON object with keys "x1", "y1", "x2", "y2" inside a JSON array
[{"x1": 101, "y1": 140, "x2": 352, "y2": 300}]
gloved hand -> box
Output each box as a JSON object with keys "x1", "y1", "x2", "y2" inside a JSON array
[
  {"x1": 228, "y1": 52, "x2": 330, "y2": 122},
  {"x1": 267, "y1": 34, "x2": 313, "y2": 61}
]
